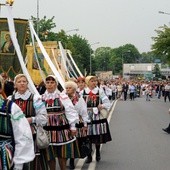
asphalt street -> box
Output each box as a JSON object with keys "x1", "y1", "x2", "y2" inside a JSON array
[{"x1": 95, "y1": 95, "x2": 170, "y2": 170}]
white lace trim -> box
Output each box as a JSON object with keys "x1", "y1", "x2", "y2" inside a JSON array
[
  {"x1": 42, "y1": 89, "x2": 60, "y2": 100},
  {"x1": 84, "y1": 87, "x2": 99, "y2": 94},
  {"x1": 14, "y1": 90, "x2": 32, "y2": 100}
]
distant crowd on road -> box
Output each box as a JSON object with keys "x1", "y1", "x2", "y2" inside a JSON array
[{"x1": 98, "y1": 79, "x2": 170, "y2": 102}]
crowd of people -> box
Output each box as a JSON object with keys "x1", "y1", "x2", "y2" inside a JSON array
[
  {"x1": 98, "y1": 79, "x2": 170, "y2": 102},
  {"x1": 0, "y1": 73, "x2": 113, "y2": 170},
  {"x1": 0, "y1": 71, "x2": 169, "y2": 170}
]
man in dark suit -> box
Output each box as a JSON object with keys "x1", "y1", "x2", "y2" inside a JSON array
[{"x1": 122, "y1": 82, "x2": 129, "y2": 101}]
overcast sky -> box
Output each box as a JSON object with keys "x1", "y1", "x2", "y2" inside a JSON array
[{"x1": 1, "y1": 0, "x2": 170, "y2": 53}]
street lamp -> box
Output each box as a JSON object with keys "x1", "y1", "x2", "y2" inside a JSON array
[
  {"x1": 158, "y1": 11, "x2": 170, "y2": 15},
  {"x1": 90, "y1": 42, "x2": 100, "y2": 75},
  {"x1": 64, "y1": 29, "x2": 79, "y2": 50},
  {"x1": 37, "y1": 0, "x2": 39, "y2": 35},
  {"x1": 65, "y1": 28, "x2": 79, "y2": 33}
]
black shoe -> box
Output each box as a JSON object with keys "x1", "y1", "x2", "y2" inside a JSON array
[
  {"x1": 162, "y1": 128, "x2": 170, "y2": 134},
  {"x1": 96, "y1": 155, "x2": 101, "y2": 162},
  {"x1": 85, "y1": 155, "x2": 92, "y2": 163},
  {"x1": 69, "y1": 164, "x2": 75, "y2": 170},
  {"x1": 95, "y1": 144, "x2": 101, "y2": 162},
  {"x1": 69, "y1": 159, "x2": 75, "y2": 169},
  {"x1": 96, "y1": 152, "x2": 101, "y2": 162}
]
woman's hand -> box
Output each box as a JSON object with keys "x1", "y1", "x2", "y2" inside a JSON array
[
  {"x1": 70, "y1": 129, "x2": 77, "y2": 137},
  {"x1": 82, "y1": 126, "x2": 88, "y2": 135},
  {"x1": 27, "y1": 117, "x2": 33, "y2": 124},
  {"x1": 98, "y1": 104, "x2": 103, "y2": 110}
]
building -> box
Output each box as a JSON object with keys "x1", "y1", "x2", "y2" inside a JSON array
[
  {"x1": 95, "y1": 71, "x2": 113, "y2": 80},
  {"x1": 123, "y1": 63, "x2": 170, "y2": 80}
]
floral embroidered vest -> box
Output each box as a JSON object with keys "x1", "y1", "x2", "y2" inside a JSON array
[
  {"x1": 83, "y1": 90, "x2": 100, "y2": 107},
  {"x1": 43, "y1": 97, "x2": 65, "y2": 113},
  {"x1": 12, "y1": 94, "x2": 35, "y2": 117}
]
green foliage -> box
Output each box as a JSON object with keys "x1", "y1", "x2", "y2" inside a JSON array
[
  {"x1": 152, "y1": 64, "x2": 162, "y2": 78},
  {"x1": 140, "y1": 51, "x2": 155, "y2": 63},
  {"x1": 56, "y1": 30, "x2": 68, "y2": 47},
  {"x1": 110, "y1": 44, "x2": 141, "y2": 74},
  {"x1": 68, "y1": 35, "x2": 90, "y2": 75},
  {"x1": 31, "y1": 16, "x2": 57, "y2": 41},
  {"x1": 152, "y1": 25, "x2": 170, "y2": 64},
  {"x1": 94, "y1": 47, "x2": 114, "y2": 71}
]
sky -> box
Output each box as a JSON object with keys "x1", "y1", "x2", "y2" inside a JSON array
[{"x1": 0, "y1": 0, "x2": 170, "y2": 53}]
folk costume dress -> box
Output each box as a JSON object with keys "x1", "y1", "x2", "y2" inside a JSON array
[
  {"x1": 70, "y1": 92, "x2": 90, "y2": 158},
  {"x1": 77, "y1": 87, "x2": 84, "y2": 96},
  {"x1": 0, "y1": 97, "x2": 35, "y2": 170},
  {"x1": 41, "y1": 89, "x2": 80, "y2": 161},
  {"x1": 83, "y1": 86, "x2": 112, "y2": 144},
  {"x1": 8, "y1": 89, "x2": 47, "y2": 170}
]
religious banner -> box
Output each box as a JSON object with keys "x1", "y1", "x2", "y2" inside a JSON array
[{"x1": 0, "y1": 18, "x2": 28, "y2": 77}]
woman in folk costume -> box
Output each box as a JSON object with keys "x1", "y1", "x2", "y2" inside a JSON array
[
  {"x1": 83, "y1": 76, "x2": 112, "y2": 163},
  {"x1": 8, "y1": 74, "x2": 48, "y2": 170},
  {"x1": 65, "y1": 81, "x2": 90, "y2": 169},
  {"x1": 76, "y1": 76, "x2": 86, "y2": 96},
  {"x1": 41, "y1": 75, "x2": 80, "y2": 170},
  {"x1": 0, "y1": 76, "x2": 35, "y2": 170}
]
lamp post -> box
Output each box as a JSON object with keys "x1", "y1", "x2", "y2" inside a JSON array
[
  {"x1": 65, "y1": 28, "x2": 79, "y2": 33},
  {"x1": 158, "y1": 11, "x2": 170, "y2": 15},
  {"x1": 64, "y1": 29, "x2": 79, "y2": 50},
  {"x1": 36, "y1": 0, "x2": 39, "y2": 35},
  {"x1": 90, "y1": 42, "x2": 100, "y2": 75}
]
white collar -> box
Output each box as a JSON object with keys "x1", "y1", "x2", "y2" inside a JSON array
[
  {"x1": 43, "y1": 89, "x2": 60, "y2": 99},
  {"x1": 84, "y1": 87, "x2": 99, "y2": 94},
  {"x1": 14, "y1": 89, "x2": 32, "y2": 100}
]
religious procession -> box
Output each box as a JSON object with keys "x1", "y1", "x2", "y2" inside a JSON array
[
  {"x1": 1, "y1": 1, "x2": 170, "y2": 170},
  {"x1": 0, "y1": 1, "x2": 113, "y2": 170}
]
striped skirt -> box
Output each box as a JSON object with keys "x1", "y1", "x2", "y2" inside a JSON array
[
  {"x1": 87, "y1": 118, "x2": 112, "y2": 144},
  {"x1": 41, "y1": 139, "x2": 80, "y2": 161},
  {"x1": 0, "y1": 139, "x2": 14, "y2": 170}
]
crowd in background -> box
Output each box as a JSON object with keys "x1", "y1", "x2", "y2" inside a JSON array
[{"x1": 98, "y1": 79, "x2": 170, "y2": 102}]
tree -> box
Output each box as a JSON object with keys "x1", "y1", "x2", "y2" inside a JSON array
[
  {"x1": 152, "y1": 64, "x2": 161, "y2": 79},
  {"x1": 31, "y1": 16, "x2": 57, "y2": 41},
  {"x1": 111, "y1": 44, "x2": 141, "y2": 74},
  {"x1": 141, "y1": 51, "x2": 155, "y2": 63},
  {"x1": 94, "y1": 47, "x2": 114, "y2": 72},
  {"x1": 68, "y1": 35, "x2": 91, "y2": 75},
  {"x1": 152, "y1": 25, "x2": 170, "y2": 64}
]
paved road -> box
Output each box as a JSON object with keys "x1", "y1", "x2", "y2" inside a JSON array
[{"x1": 95, "y1": 96, "x2": 170, "y2": 170}]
